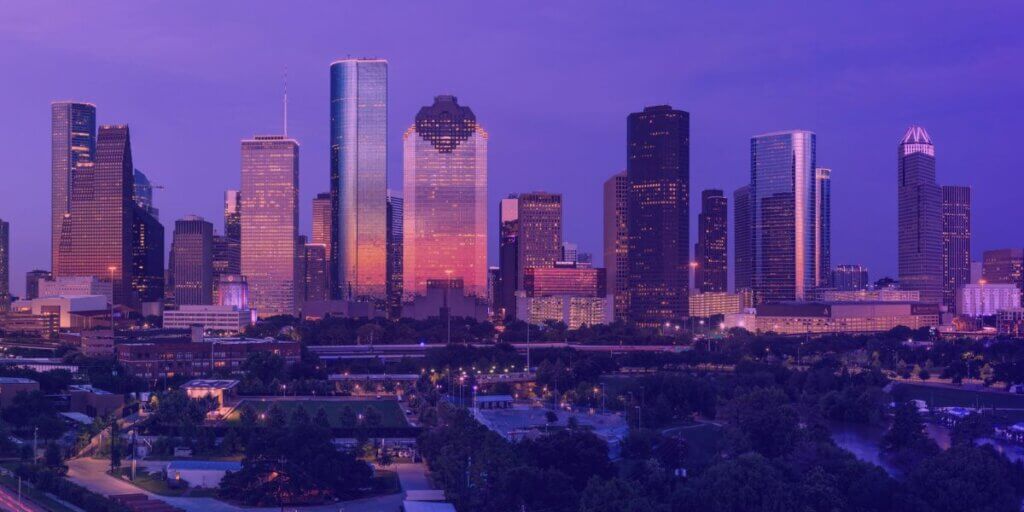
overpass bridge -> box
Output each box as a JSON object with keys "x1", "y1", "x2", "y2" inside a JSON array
[{"x1": 307, "y1": 342, "x2": 687, "y2": 361}]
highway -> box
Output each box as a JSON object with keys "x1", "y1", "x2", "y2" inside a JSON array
[
  {"x1": 0, "y1": 482, "x2": 45, "y2": 512},
  {"x1": 309, "y1": 341, "x2": 688, "y2": 360}
]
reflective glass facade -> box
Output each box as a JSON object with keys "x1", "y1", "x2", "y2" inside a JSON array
[
  {"x1": 223, "y1": 190, "x2": 241, "y2": 241},
  {"x1": 941, "y1": 185, "x2": 971, "y2": 311},
  {"x1": 172, "y1": 215, "x2": 214, "y2": 306},
  {"x1": 815, "y1": 168, "x2": 831, "y2": 288},
  {"x1": 897, "y1": 126, "x2": 942, "y2": 305},
  {"x1": 241, "y1": 136, "x2": 299, "y2": 317},
  {"x1": 51, "y1": 102, "x2": 96, "y2": 273},
  {"x1": 330, "y1": 59, "x2": 388, "y2": 300},
  {"x1": 733, "y1": 185, "x2": 753, "y2": 291},
  {"x1": 403, "y1": 95, "x2": 488, "y2": 298},
  {"x1": 386, "y1": 191, "x2": 403, "y2": 316},
  {"x1": 627, "y1": 105, "x2": 690, "y2": 327},
  {"x1": 603, "y1": 172, "x2": 629, "y2": 320},
  {"x1": 751, "y1": 130, "x2": 816, "y2": 303},
  {"x1": 696, "y1": 189, "x2": 728, "y2": 292},
  {"x1": 496, "y1": 196, "x2": 520, "y2": 319}
]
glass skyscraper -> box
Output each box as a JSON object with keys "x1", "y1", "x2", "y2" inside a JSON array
[
  {"x1": 733, "y1": 185, "x2": 753, "y2": 292},
  {"x1": 403, "y1": 95, "x2": 488, "y2": 299},
  {"x1": 330, "y1": 58, "x2": 388, "y2": 301},
  {"x1": 626, "y1": 105, "x2": 690, "y2": 327},
  {"x1": 751, "y1": 130, "x2": 816, "y2": 303},
  {"x1": 386, "y1": 191, "x2": 404, "y2": 317},
  {"x1": 51, "y1": 101, "x2": 96, "y2": 273},
  {"x1": 898, "y1": 126, "x2": 943, "y2": 305},
  {"x1": 815, "y1": 168, "x2": 832, "y2": 289},
  {"x1": 516, "y1": 193, "x2": 563, "y2": 289},
  {"x1": 942, "y1": 185, "x2": 971, "y2": 311},
  {"x1": 497, "y1": 196, "x2": 520, "y2": 319},
  {"x1": 241, "y1": 135, "x2": 299, "y2": 317},
  {"x1": 696, "y1": 189, "x2": 728, "y2": 293},
  {"x1": 223, "y1": 190, "x2": 241, "y2": 241},
  {"x1": 603, "y1": 172, "x2": 629, "y2": 320},
  {"x1": 172, "y1": 215, "x2": 214, "y2": 306}
]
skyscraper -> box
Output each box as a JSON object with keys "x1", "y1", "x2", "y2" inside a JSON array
[
  {"x1": 224, "y1": 190, "x2": 241, "y2": 241},
  {"x1": 627, "y1": 105, "x2": 689, "y2": 327},
  {"x1": 303, "y1": 242, "x2": 329, "y2": 303},
  {"x1": 603, "y1": 172, "x2": 629, "y2": 321},
  {"x1": 330, "y1": 58, "x2": 388, "y2": 301},
  {"x1": 0, "y1": 219, "x2": 8, "y2": 312},
  {"x1": 172, "y1": 215, "x2": 214, "y2": 306},
  {"x1": 403, "y1": 95, "x2": 488, "y2": 298},
  {"x1": 56, "y1": 125, "x2": 136, "y2": 306},
  {"x1": 815, "y1": 168, "x2": 832, "y2": 289},
  {"x1": 982, "y1": 249, "x2": 1024, "y2": 301},
  {"x1": 241, "y1": 135, "x2": 299, "y2": 317},
  {"x1": 496, "y1": 196, "x2": 520, "y2": 319},
  {"x1": 386, "y1": 191, "x2": 404, "y2": 317},
  {"x1": 898, "y1": 126, "x2": 943, "y2": 306},
  {"x1": 696, "y1": 189, "x2": 727, "y2": 293},
  {"x1": 751, "y1": 130, "x2": 816, "y2": 303},
  {"x1": 25, "y1": 270, "x2": 51, "y2": 301},
  {"x1": 51, "y1": 101, "x2": 96, "y2": 273},
  {"x1": 212, "y1": 235, "x2": 241, "y2": 278},
  {"x1": 942, "y1": 185, "x2": 971, "y2": 311},
  {"x1": 733, "y1": 185, "x2": 753, "y2": 292},
  {"x1": 517, "y1": 192, "x2": 563, "y2": 288},
  {"x1": 131, "y1": 169, "x2": 164, "y2": 306},
  {"x1": 312, "y1": 192, "x2": 332, "y2": 247}
]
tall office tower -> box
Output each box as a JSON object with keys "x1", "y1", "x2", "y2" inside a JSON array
[
  {"x1": 982, "y1": 249, "x2": 1024, "y2": 300},
  {"x1": 751, "y1": 130, "x2": 816, "y2": 303},
  {"x1": 241, "y1": 135, "x2": 299, "y2": 317},
  {"x1": 815, "y1": 168, "x2": 831, "y2": 289},
  {"x1": 603, "y1": 172, "x2": 629, "y2": 321},
  {"x1": 386, "y1": 191, "x2": 404, "y2": 317},
  {"x1": 212, "y1": 235, "x2": 241, "y2": 277},
  {"x1": 496, "y1": 196, "x2": 520, "y2": 319},
  {"x1": 627, "y1": 106, "x2": 689, "y2": 326},
  {"x1": 733, "y1": 185, "x2": 753, "y2": 291},
  {"x1": 131, "y1": 168, "x2": 163, "y2": 305},
  {"x1": 25, "y1": 270, "x2": 51, "y2": 300},
  {"x1": 942, "y1": 185, "x2": 971, "y2": 311},
  {"x1": 832, "y1": 264, "x2": 870, "y2": 291},
  {"x1": 223, "y1": 190, "x2": 241, "y2": 241},
  {"x1": 172, "y1": 215, "x2": 214, "y2": 306},
  {"x1": 898, "y1": 126, "x2": 943, "y2": 305},
  {"x1": 51, "y1": 101, "x2": 96, "y2": 273},
  {"x1": 133, "y1": 169, "x2": 159, "y2": 218},
  {"x1": 57, "y1": 125, "x2": 136, "y2": 306},
  {"x1": 330, "y1": 58, "x2": 388, "y2": 301},
  {"x1": 312, "y1": 192, "x2": 332, "y2": 247},
  {"x1": 303, "y1": 243, "x2": 329, "y2": 303},
  {"x1": 561, "y1": 243, "x2": 579, "y2": 264},
  {"x1": 517, "y1": 192, "x2": 563, "y2": 288},
  {"x1": 402, "y1": 95, "x2": 488, "y2": 298},
  {"x1": 695, "y1": 189, "x2": 728, "y2": 293},
  {"x1": 0, "y1": 219, "x2": 8, "y2": 312},
  {"x1": 132, "y1": 203, "x2": 164, "y2": 305}
]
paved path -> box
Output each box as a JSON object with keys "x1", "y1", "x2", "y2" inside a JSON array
[
  {"x1": 394, "y1": 463, "x2": 432, "y2": 492},
  {"x1": 66, "y1": 457, "x2": 405, "y2": 512}
]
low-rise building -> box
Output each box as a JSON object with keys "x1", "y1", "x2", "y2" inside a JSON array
[
  {"x1": 115, "y1": 336, "x2": 300, "y2": 379},
  {"x1": 820, "y1": 289, "x2": 921, "y2": 302},
  {"x1": 998, "y1": 308, "x2": 1024, "y2": 337},
  {"x1": 163, "y1": 305, "x2": 252, "y2": 333},
  {"x1": 181, "y1": 379, "x2": 239, "y2": 407},
  {"x1": 516, "y1": 295, "x2": 612, "y2": 328},
  {"x1": 0, "y1": 377, "x2": 39, "y2": 408},
  {"x1": 725, "y1": 301, "x2": 940, "y2": 335},
  {"x1": 689, "y1": 291, "x2": 754, "y2": 318},
  {"x1": 38, "y1": 277, "x2": 112, "y2": 303},
  {"x1": 68, "y1": 384, "x2": 123, "y2": 418},
  {"x1": 956, "y1": 284, "x2": 1021, "y2": 317},
  {"x1": 403, "y1": 279, "x2": 488, "y2": 322},
  {"x1": 80, "y1": 330, "x2": 115, "y2": 357}
]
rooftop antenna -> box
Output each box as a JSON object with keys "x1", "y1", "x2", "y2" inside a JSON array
[{"x1": 283, "y1": 66, "x2": 289, "y2": 136}]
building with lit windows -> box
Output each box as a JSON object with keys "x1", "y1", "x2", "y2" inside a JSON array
[
  {"x1": 403, "y1": 95, "x2": 488, "y2": 299},
  {"x1": 223, "y1": 190, "x2": 241, "y2": 241},
  {"x1": 115, "y1": 336, "x2": 299, "y2": 379},
  {"x1": 172, "y1": 215, "x2": 214, "y2": 306},
  {"x1": 689, "y1": 291, "x2": 753, "y2": 318},
  {"x1": 627, "y1": 106, "x2": 690, "y2": 327},
  {"x1": 982, "y1": 249, "x2": 1024, "y2": 302},
  {"x1": 516, "y1": 296, "x2": 611, "y2": 329},
  {"x1": 603, "y1": 172, "x2": 629, "y2": 320},
  {"x1": 303, "y1": 243, "x2": 329, "y2": 303},
  {"x1": 51, "y1": 102, "x2": 96, "y2": 273},
  {"x1": 25, "y1": 270, "x2": 51, "y2": 301},
  {"x1": 725, "y1": 301, "x2": 940, "y2": 335},
  {"x1": 163, "y1": 305, "x2": 252, "y2": 333},
  {"x1": 240, "y1": 135, "x2": 299, "y2": 317},
  {"x1": 815, "y1": 168, "x2": 831, "y2": 289},
  {"x1": 956, "y1": 283, "x2": 1021, "y2": 318},
  {"x1": 821, "y1": 289, "x2": 920, "y2": 303},
  {"x1": 997, "y1": 308, "x2": 1024, "y2": 337},
  {"x1": 331, "y1": 58, "x2": 388, "y2": 301},
  {"x1": 517, "y1": 193, "x2": 563, "y2": 286},
  {"x1": 750, "y1": 130, "x2": 817, "y2": 304},
  {"x1": 522, "y1": 264, "x2": 606, "y2": 297},
  {"x1": 831, "y1": 264, "x2": 869, "y2": 291},
  {"x1": 733, "y1": 185, "x2": 753, "y2": 292},
  {"x1": 386, "y1": 191, "x2": 403, "y2": 317},
  {"x1": 898, "y1": 126, "x2": 943, "y2": 305},
  {"x1": 496, "y1": 196, "x2": 520, "y2": 319},
  {"x1": 695, "y1": 189, "x2": 727, "y2": 292},
  {"x1": 942, "y1": 185, "x2": 971, "y2": 312}
]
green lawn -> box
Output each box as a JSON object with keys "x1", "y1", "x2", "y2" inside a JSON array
[
  {"x1": 224, "y1": 399, "x2": 409, "y2": 429},
  {"x1": 891, "y1": 383, "x2": 1024, "y2": 410}
]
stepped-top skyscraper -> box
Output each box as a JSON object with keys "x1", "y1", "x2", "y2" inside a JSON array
[
  {"x1": 241, "y1": 135, "x2": 299, "y2": 317},
  {"x1": 57, "y1": 125, "x2": 136, "y2": 305},
  {"x1": 330, "y1": 58, "x2": 388, "y2": 301},
  {"x1": 131, "y1": 169, "x2": 164, "y2": 306},
  {"x1": 898, "y1": 126, "x2": 943, "y2": 305},
  {"x1": 626, "y1": 105, "x2": 689, "y2": 327},
  {"x1": 750, "y1": 130, "x2": 816, "y2": 303},
  {"x1": 696, "y1": 189, "x2": 727, "y2": 293},
  {"x1": 51, "y1": 101, "x2": 96, "y2": 273},
  {"x1": 403, "y1": 95, "x2": 488, "y2": 298},
  {"x1": 942, "y1": 185, "x2": 971, "y2": 311}
]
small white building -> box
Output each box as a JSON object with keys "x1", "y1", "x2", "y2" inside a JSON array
[
  {"x1": 163, "y1": 305, "x2": 252, "y2": 333},
  {"x1": 165, "y1": 460, "x2": 241, "y2": 488},
  {"x1": 956, "y1": 283, "x2": 1021, "y2": 317}
]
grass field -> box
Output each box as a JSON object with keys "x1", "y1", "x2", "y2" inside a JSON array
[
  {"x1": 224, "y1": 399, "x2": 409, "y2": 429},
  {"x1": 891, "y1": 383, "x2": 1024, "y2": 423}
]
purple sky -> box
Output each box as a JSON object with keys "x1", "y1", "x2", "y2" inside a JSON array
[{"x1": 2, "y1": 2, "x2": 1023, "y2": 297}]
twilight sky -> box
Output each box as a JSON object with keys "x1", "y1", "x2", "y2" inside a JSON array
[{"x1": 1, "y1": 2, "x2": 1022, "y2": 296}]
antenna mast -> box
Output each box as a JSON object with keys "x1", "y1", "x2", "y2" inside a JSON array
[{"x1": 283, "y1": 66, "x2": 289, "y2": 136}]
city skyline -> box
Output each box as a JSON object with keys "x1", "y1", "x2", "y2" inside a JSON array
[{"x1": 1, "y1": 4, "x2": 1023, "y2": 297}]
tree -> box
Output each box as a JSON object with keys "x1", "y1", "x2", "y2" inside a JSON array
[
  {"x1": 682, "y1": 453, "x2": 796, "y2": 512},
  {"x1": 950, "y1": 413, "x2": 994, "y2": 446},
  {"x1": 721, "y1": 388, "x2": 800, "y2": 458},
  {"x1": 363, "y1": 406, "x2": 382, "y2": 429},
  {"x1": 881, "y1": 401, "x2": 938, "y2": 471},
  {"x1": 579, "y1": 476, "x2": 669, "y2": 512},
  {"x1": 339, "y1": 406, "x2": 357, "y2": 429},
  {"x1": 44, "y1": 443, "x2": 64, "y2": 471},
  {"x1": 908, "y1": 445, "x2": 1022, "y2": 512},
  {"x1": 241, "y1": 351, "x2": 286, "y2": 384}
]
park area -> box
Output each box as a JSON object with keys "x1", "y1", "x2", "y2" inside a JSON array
[
  {"x1": 222, "y1": 398, "x2": 410, "y2": 429},
  {"x1": 891, "y1": 383, "x2": 1024, "y2": 423}
]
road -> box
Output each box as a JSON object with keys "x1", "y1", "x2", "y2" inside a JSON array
[
  {"x1": 66, "y1": 457, "x2": 413, "y2": 512},
  {"x1": 0, "y1": 482, "x2": 46, "y2": 512}
]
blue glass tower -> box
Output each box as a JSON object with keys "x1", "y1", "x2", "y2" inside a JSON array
[{"x1": 330, "y1": 59, "x2": 388, "y2": 301}]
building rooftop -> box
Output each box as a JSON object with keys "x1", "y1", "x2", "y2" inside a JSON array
[
  {"x1": 181, "y1": 379, "x2": 240, "y2": 390},
  {"x1": 166, "y1": 460, "x2": 242, "y2": 471},
  {"x1": 0, "y1": 377, "x2": 38, "y2": 384}
]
